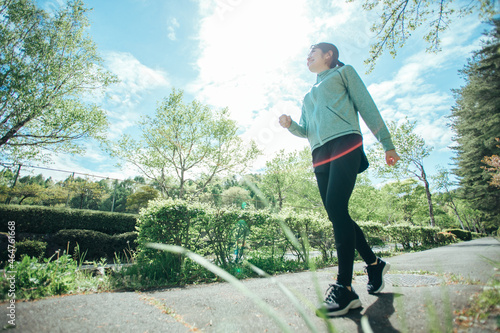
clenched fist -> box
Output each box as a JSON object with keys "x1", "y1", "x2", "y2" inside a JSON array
[{"x1": 279, "y1": 114, "x2": 292, "y2": 129}]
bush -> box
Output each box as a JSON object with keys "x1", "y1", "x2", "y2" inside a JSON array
[
  {"x1": 0, "y1": 204, "x2": 137, "y2": 235},
  {"x1": 135, "y1": 198, "x2": 206, "y2": 283},
  {"x1": 384, "y1": 224, "x2": 441, "y2": 249},
  {"x1": 359, "y1": 221, "x2": 386, "y2": 247},
  {"x1": 52, "y1": 229, "x2": 112, "y2": 261},
  {"x1": 436, "y1": 232, "x2": 458, "y2": 245},
  {"x1": 15, "y1": 240, "x2": 47, "y2": 260},
  {"x1": 51, "y1": 229, "x2": 137, "y2": 261},
  {"x1": 1, "y1": 255, "x2": 79, "y2": 300},
  {"x1": 445, "y1": 228, "x2": 472, "y2": 241}
]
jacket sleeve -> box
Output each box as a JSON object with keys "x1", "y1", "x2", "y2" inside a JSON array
[
  {"x1": 341, "y1": 65, "x2": 395, "y2": 151},
  {"x1": 288, "y1": 104, "x2": 307, "y2": 138}
]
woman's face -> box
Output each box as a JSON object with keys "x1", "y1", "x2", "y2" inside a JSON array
[{"x1": 307, "y1": 47, "x2": 331, "y2": 73}]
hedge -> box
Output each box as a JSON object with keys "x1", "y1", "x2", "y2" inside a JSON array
[
  {"x1": 135, "y1": 199, "x2": 451, "y2": 281},
  {"x1": 444, "y1": 228, "x2": 472, "y2": 241},
  {"x1": 0, "y1": 204, "x2": 137, "y2": 235},
  {"x1": 51, "y1": 229, "x2": 137, "y2": 261}
]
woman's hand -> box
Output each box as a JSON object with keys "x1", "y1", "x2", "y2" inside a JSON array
[
  {"x1": 385, "y1": 149, "x2": 400, "y2": 166},
  {"x1": 279, "y1": 114, "x2": 292, "y2": 129}
]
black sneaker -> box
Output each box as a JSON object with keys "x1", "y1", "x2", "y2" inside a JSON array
[
  {"x1": 317, "y1": 283, "x2": 362, "y2": 317},
  {"x1": 366, "y1": 258, "x2": 390, "y2": 294}
]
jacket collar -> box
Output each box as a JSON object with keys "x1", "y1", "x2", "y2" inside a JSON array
[{"x1": 316, "y1": 66, "x2": 340, "y2": 84}]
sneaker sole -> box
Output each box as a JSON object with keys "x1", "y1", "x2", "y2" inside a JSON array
[
  {"x1": 325, "y1": 299, "x2": 362, "y2": 317},
  {"x1": 370, "y1": 262, "x2": 391, "y2": 294}
]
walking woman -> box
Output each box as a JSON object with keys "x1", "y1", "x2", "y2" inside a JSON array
[{"x1": 279, "y1": 43, "x2": 400, "y2": 316}]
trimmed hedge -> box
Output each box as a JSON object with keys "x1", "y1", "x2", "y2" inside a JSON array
[
  {"x1": 135, "y1": 199, "x2": 450, "y2": 281},
  {"x1": 444, "y1": 228, "x2": 472, "y2": 241},
  {"x1": 51, "y1": 229, "x2": 137, "y2": 261},
  {"x1": 0, "y1": 204, "x2": 137, "y2": 235},
  {"x1": 15, "y1": 240, "x2": 47, "y2": 260}
]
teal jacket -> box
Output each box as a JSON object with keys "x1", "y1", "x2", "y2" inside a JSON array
[{"x1": 288, "y1": 65, "x2": 395, "y2": 152}]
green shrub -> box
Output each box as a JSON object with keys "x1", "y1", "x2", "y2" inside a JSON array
[
  {"x1": 50, "y1": 229, "x2": 138, "y2": 262},
  {"x1": 135, "y1": 198, "x2": 206, "y2": 283},
  {"x1": 1, "y1": 255, "x2": 79, "y2": 300},
  {"x1": 15, "y1": 240, "x2": 47, "y2": 260},
  {"x1": 384, "y1": 224, "x2": 440, "y2": 249},
  {"x1": 359, "y1": 221, "x2": 386, "y2": 247},
  {"x1": 112, "y1": 232, "x2": 138, "y2": 255},
  {"x1": 445, "y1": 228, "x2": 472, "y2": 241},
  {"x1": 385, "y1": 224, "x2": 413, "y2": 249},
  {"x1": 0, "y1": 204, "x2": 137, "y2": 234},
  {"x1": 436, "y1": 232, "x2": 458, "y2": 245},
  {"x1": 52, "y1": 229, "x2": 112, "y2": 261}
]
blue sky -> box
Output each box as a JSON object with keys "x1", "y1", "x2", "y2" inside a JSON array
[{"x1": 29, "y1": 0, "x2": 492, "y2": 184}]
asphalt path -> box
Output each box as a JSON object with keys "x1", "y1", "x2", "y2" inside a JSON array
[{"x1": 4, "y1": 237, "x2": 500, "y2": 332}]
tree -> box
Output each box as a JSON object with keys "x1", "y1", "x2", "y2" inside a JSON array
[
  {"x1": 126, "y1": 185, "x2": 159, "y2": 213},
  {"x1": 349, "y1": 174, "x2": 386, "y2": 222},
  {"x1": 67, "y1": 177, "x2": 104, "y2": 209},
  {"x1": 109, "y1": 89, "x2": 261, "y2": 199},
  {"x1": 261, "y1": 148, "x2": 320, "y2": 211},
  {"x1": 450, "y1": 19, "x2": 500, "y2": 230},
  {"x1": 351, "y1": 0, "x2": 496, "y2": 71},
  {"x1": 221, "y1": 186, "x2": 250, "y2": 207},
  {"x1": 432, "y1": 167, "x2": 467, "y2": 230},
  {"x1": 369, "y1": 117, "x2": 436, "y2": 226},
  {"x1": 0, "y1": 0, "x2": 116, "y2": 162},
  {"x1": 482, "y1": 138, "x2": 500, "y2": 188}
]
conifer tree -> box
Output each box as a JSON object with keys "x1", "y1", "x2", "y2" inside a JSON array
[{"x1": 450, "y1": 19, "x2": 500, "y2": 230}]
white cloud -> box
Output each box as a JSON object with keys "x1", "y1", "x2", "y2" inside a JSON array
[
  {"x1": 105, "y1": 51, "x2": 170, "y2": 96},
  {"x1": 101, "y1": 51, "x2": 170, "y2": 139},
  {"x1": 167, "y1": 17, "x2": 180, "y2": 41}
]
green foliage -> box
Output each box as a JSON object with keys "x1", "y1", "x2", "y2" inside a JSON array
[
  {"x1": 52, "y1": 229, "x2": 108, "y2": 261},
  {"x1": 0, "y1": 0, "x2": 117, "y2": 162},
  {"x1": 15, "y1": 240, "x2": 47, "y2": 260},
  {"x1": 444, "y1": 228, "x2": 472, "y2": 241},
  {"x1": 108, "y1": 89, "x2": 261, "y2": 199},
  {"x1": 369, "y1": 117, "x2": 436, "y2": 226},
  {"x1": 260, "y1": 148, "x2": 320, "y2": 211},
  {"x1": 0, "y1": 204, "x2": 137, "y2": 234},
  {"x1": 383, "y1": 224, "x2": 441, "y2": 249},
  {"x1": 353, "y1": 0, "x2": 497, "y2": 72},
  {"x1": 1, "y1": 255, "x2": 79, "y2": 300},
  {"x1": 135, "y1": 198, "x2": 206, "y2": 282},
  {"x1": 51, "y1": 229, "x2": 137, "y2": 261},
  {"x1": 450, "y1": 20, "x2": 500, "y2": 229},
  {"x1": 436, "y1": 232, "x2": 458, "y2": 245}
]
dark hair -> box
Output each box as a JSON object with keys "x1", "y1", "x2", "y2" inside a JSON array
[{"x1": 311, "y1": 43, "x2": 345, "y2": 68}]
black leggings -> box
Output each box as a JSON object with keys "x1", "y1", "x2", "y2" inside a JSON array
[{"x1": 314, "y1": 139, "x2": 377, "y2": 287}]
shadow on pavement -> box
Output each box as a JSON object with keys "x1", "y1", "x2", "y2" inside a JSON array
[{"x1": 344, "y1": 292, "x2": 401, "y2": 333}]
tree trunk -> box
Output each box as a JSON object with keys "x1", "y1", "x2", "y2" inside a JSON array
[{"x1": 417, "y1": 163, "x2": 435, "y2": 227}]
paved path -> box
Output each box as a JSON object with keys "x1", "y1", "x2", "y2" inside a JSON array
[{"x1": 4, "y1": 237, "x2": 500, "y2": 332}]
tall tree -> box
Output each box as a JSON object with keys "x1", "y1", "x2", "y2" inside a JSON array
[
  {"x1": 0, "y1": 0, "x2": 116, "y2": 162},
  {"x1": 432, "y1": 167, "x2": 467, "y2": 230},
  {"x1": 369, "y1": 117, "x2": 436, "y2": 226},
  {"x1": 482, "y1": 138, "x2": 500, "y2": 188},
  {"x1": 109, "y1": 89, "x2": 261, "y2": 199},
  {"x1": 351, "y1": 0, "x2": 497, "y2": 71},
  {"x1": 450, "y1": 19, "x2": 500, "y2": 230},
  {"x1": 261, "y1": 148, "x2": 320, "y2": 211}
]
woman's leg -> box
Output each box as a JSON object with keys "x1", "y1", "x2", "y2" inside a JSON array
[{"x1": 315, "y1": 147, "x2": 377, "y2": 287}]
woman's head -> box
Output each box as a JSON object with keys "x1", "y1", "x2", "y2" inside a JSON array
[{"x1": 307, "y1": 43, "x2": 344, "y2": 73}]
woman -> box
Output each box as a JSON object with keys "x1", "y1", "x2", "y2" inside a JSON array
[{"x1": 279, "y1": 43, "x2": 400, "y2": 317}]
